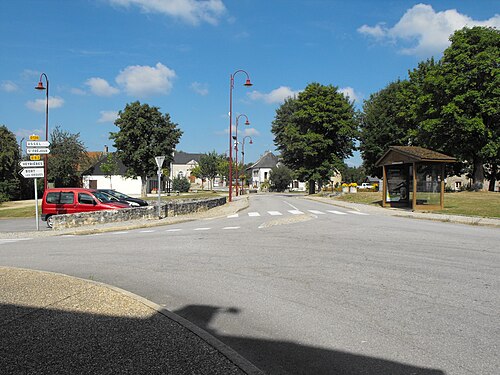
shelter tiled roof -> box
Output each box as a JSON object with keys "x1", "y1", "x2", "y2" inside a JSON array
[{"x1": 376, "y1": 146, "x2": 456, "y2": 166}]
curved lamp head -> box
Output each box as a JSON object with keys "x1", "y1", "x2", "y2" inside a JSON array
[
  {"x1": 249, "y1": 139, "x2": 253, "y2": 144},
  {"x1": 244, "y1": 119, "x2": 250, "y2": 125},
  {"x1": 244, "y1": 79, "x2": 253, "y2": 87},
  {"x1": 35, "y1": 81, "x2": 46, "y2": 90}
]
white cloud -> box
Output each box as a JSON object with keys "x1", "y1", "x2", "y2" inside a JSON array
[
  {"x1": 85, "y1": 77, "x2": 119, "y2": 96},
  {"x1": 108, "y1": 0, "x2": 226, "y2": 25},
  {"x1": 15, "y1": 128, "x2": 43, "y2": 140},
  {"x1": 243, "y1": 128, "x2": 260, "y2": 137},
  {"x1": 249, "y1": 86, "x2": 301, "y2": 104},
  {"x1": 116, "y1": 62, "x2": 176, "y2": 97},
  {"x1": 339, "y1": 87, "x2": 360, "y2": 103},
  {"x1": 26, "y1": 96, "x2": 65, "y2": 112},
  {"x1": 98, "y1": 110, "x2": 119, "y2": 123},
  {"x1": 70, "y1": 88, "x2": 87, "y2": 95},
  {"x1": 358, "y1": 3, "x2": 500, "y2": 56},
  {"x1": 1, "y1": 81, "x2": 19, "y2": 92},
  {"x1": 190, "y1": 81, "x2": 209, "y2": 96}
]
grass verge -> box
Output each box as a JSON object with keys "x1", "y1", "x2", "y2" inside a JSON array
[{"x1": 332, "y1": 191, "x2": 500, "y2": 218}]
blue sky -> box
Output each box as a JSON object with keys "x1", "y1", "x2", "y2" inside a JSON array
[{"x1": 1, "y1": 0, "x2": 498, "y2": 167}]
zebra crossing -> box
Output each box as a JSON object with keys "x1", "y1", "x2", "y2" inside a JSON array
[{"x1": 227, "y1": 209, "x2": 369, "y2": 218}]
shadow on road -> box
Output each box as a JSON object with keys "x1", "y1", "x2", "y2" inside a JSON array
[{"x1": 174, "y1": 304, "x2": 447, "y2": 375}]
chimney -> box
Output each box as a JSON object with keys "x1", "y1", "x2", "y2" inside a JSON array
[{"x1": 104, "y1": 145, "x2": 108, "y2": 155}]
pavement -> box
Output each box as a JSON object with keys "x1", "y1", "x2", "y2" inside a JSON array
[
  {"x1": 1, "y1": 196, "x2": 264, "y2": 375},
  {"x1": 1, "y1": 194, "x2": 498, "y2": 374}
]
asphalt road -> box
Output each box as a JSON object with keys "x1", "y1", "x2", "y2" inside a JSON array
[{"x1": 1, "y1": 194, "x2": 499, "y2": 374}]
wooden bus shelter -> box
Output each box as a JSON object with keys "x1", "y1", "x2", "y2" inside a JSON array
[{"x1": 375, "y1": 146, "x2": 455, "y2": 210}]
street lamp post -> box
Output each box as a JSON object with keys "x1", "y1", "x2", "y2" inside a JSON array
[
  {"x1": 229, "y1": 70, "x2": 252, "y2": 202},
  {"x1": 241, "y1": 136, "x2": 253, "y2": 193},
  {"x1": 234, "y1": 114, "x2": 250, "y2": 196},
  {"x1": 35, "y1": 73, "x2": 49, "y2": 191}
]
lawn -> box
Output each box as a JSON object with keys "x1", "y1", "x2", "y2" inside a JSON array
[{"x1": 332, "y1": 191, "x2": 500, "y2": 218}]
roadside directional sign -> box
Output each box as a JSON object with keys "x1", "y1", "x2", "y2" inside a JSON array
[
  {"x1": 29, "y1": 134, "x2": 40, "y2": 140},
  {"x1": 20, "y1": 160, "x2": 44, "y2": 168},
  {"x1": 27, "y1": 148, "x2": 50, "y2": 154},
  {"x1": 20, "y1": 168, "x2": 45, "y2": 178},
  {"x1": 27, "y1": 140, "x2": 50, "y2": 147},
  {"x1": 30, "y1": 155, "x2": 41, "y2": 161}
]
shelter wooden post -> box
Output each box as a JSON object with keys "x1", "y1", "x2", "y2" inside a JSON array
[
  {"x1": 412, "y1": 162, "x2": 417, "y2": 210},
  {"x1": 382, "y1": 165, "x2": 387, "y2": 208}
]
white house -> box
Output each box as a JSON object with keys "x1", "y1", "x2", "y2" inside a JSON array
[
  {"x1": 247, "y1": 151, "x2": 280, "y2": 190},
  {"x1": 82, "y1": 151, "x2": 204, "y2": 195}
]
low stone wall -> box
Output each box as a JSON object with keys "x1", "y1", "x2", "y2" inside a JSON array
[{"x1": 52, "y1": 197, "x2": 227, "y2": 230}]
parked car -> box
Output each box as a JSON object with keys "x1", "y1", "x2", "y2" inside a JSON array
[
  {"x1": 41, "y1": 188, "x2": 129, "y2": 228},
  {"x1": 97, "y1": 189, "x2": 148, "y2": 207},
  {"x1": 358, "y1": 183, "x2": 374, "y2": 189}
]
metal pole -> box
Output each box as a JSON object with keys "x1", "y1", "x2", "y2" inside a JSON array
[
  {"x1": 157, "y1": 170, "x2": 162, "y2": 219},
  {"x1": 34, "y1": 178, "x2": 39, "y2": 231},
  {"x1": 229, "y1": 74, "x2": 233, "y2": 202}
]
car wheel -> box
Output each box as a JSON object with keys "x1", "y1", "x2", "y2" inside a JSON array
[{"x1": 46, "y1": 215, "x2": 54, "y2": 228}]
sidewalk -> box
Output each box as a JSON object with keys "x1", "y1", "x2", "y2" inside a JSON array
[
  {"x1": 0, "y1": 266, "x2": 263, "y2": 375},
  {"x1": 306, "y1": 195, "x2": 500, "y2": 228}
]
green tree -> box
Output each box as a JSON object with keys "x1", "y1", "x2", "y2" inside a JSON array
[
  {"x1": 172, "y1": 176, "x2": 190, "y2": 192},
  {"x1": 100, "y1": 152, "x2": 120, "y2": 189},
  {"x1": 269, "y1": 165, "x2": 293, "y2": 192},
  {"x1": 359, "y1": 79, "x2": 416, "y2": 176},
  {"x1": 48, "y1": 126, "x2": 88, "y2": 188},
  {"x1": 0, "y1": 125, "x2": 21, "y2": 202},
  {"x1": 413, "y1": 27, "x2": 500, "y2": 187},
  {"x1": 110, "y1": 101, "x2": 182, "y2": 197},
  {"x1": 340, "y1": 164, "x2": 366, "y2": 184},
  {"x1": 198, "y1": 151, "x2": 221, "y2": 190},
  {"x1": 272, "y1": 83, "x2": 358, "y2": 194}
]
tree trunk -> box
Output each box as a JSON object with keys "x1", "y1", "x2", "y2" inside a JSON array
[
  {"x1": 141, "y1": 177, "x2": 148, "y2": 197},
  {"x1": 488, "y1": 164, "x2": 497, "y2": 191},
  {"x1": 472, "y1": 160, "x2": 485, "y2": 189},
  {"x1": 308, "y1": 180, "x2": 316, "y2": 194}
]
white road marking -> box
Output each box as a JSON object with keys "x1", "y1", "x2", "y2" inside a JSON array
[
  {"x1": 227, "y1": 214, "x2": 239, "y2": 218},
  {"x1": 248, "y1": 212, "x2": 261, "y2": 217},
  {"x1": 288, "y1": 210, "x2": 304, "y2": 215},
  {"x1": 223, "y1": 226, "x2": 241, "y2": 230},
  {"x1": 114, "y1": 231, "x2": 129, "y2": 234},
  {"x1": 166, "y1": 228, "x2": 182, "y2": 232},
  {"x1": 140, "y1": 230, "x2": 155, "y2": 233},
  {"x1": 0, "y1": 238, "x2": 31, "y2": 244},
  {"x1": 347, "y1": 211, "x2": 369, "y2": 216},
  {"x1": 268, "y1": 211, "x2": 283, "y2": 216},
  {"x1": 327, "y1": 210, "x2": 348, "y2": 215},
  {"x1": 283, "y1": 201, "x2": 299, "y2": 210},
  {"x1": 194, "y1": 227, "x2": 211, "y2": 231},
  {"x1": 308, "y1": 210, "x2": 325, "y2": 215}
]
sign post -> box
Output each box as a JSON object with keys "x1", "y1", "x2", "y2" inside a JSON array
[
  {"x1": 22, "y1": 137, "x2": 51, "y2": 230},
  {"x1": 155, "y1": 156, "x2": 166, "y2": 219}
]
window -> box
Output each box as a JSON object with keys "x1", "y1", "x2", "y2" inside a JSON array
[
  {"x1": 60, "y1": 192, "x2": 74, "y2": 204},
  {"x1": 264, "y1": 172, "x2": 268, "y2": 180},
  {"x1": 46, "y1": 192, "x2": 60, "y2": 204},
  {"x1": 78, "y1": 193, "x2": 94, "y2": 205},
  {"x1": 455, "y1": 181, "x2": 462, "y2": 190}
]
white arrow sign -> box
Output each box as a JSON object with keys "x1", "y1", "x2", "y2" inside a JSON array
[
  {"x1": 20, "y1": 160, "x2": 44, "y2": 168},
  {"x1": 27, "y1": 148, "x2": 50, "y2": 154},
  {"x1": 21, "y1": 168, "x2": 45, "y2": 178},
  {"x1": 26, "y1": 141, "x2": 51, "y2": 147}
]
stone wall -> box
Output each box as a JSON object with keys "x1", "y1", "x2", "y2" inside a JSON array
[{"x1": 52, "y1": 197, "x2": 227, "y2": 230}]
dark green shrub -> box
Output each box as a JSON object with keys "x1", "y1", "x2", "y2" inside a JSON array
[{"x1": 172, "y1": 177, "x2": 190, "y2": 192}]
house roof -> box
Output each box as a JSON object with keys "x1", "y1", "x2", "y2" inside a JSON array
[
  {"x1": 248, "y1": 151, "x2": 279, "y2": 170},
  {"x1": 173, "y1": 151, "x2": 203, "y2": 164},
  {"x1": 82, "y1": 153, "x2": 128, "y2": 176},
  {"x1": 375, "y1": 146, "x2": 456, "y2": 166}
]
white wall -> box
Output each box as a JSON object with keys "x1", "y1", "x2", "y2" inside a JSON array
[{"x1": 82, "y1": 175, "x2": 143, "y2": 196}]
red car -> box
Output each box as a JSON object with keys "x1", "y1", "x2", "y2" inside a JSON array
[{"x1": 42, "y1": 188, "x2": 129, "y2": 228}]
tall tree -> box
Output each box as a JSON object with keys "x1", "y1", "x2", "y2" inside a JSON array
[
  {"x1": 272, "y1": 83, "x2": 358, "y2": 193},
  {"x1": 413, "y1": 26, "x2": 500, "y2": 186},
  {"x1": 110, "y1": 101, "x2": 182, "y2": 196},
  {"x1": 198, "y1": 151, "x2": 221, "y2": 190},
  {"x1": 48, "y1": 126, "x2": 88, "y2": 188},
  {"x1": 0, "y1": 125, "x2": 21, "y2": 202},
  {"x1": 359, "y1": 79, "x2": 415, "y2": 176}
]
